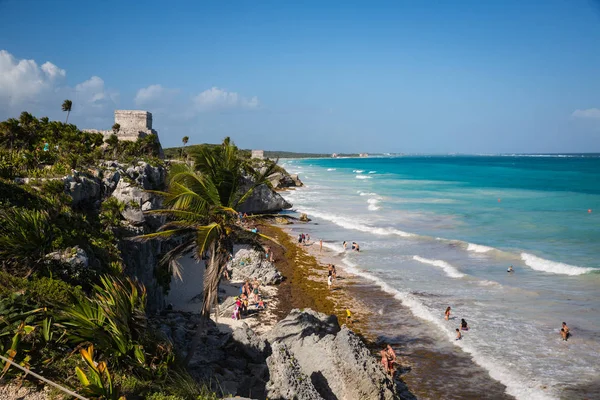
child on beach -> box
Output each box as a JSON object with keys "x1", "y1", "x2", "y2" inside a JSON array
[
  {"x1": 327, "y1": 274, "x2": 333, "y2": 290},
  {"x1": 445, "y1": 306, "x2": 451, "y2": 320},
  {"x1": 456, "y1": 328, "x2": 462, "y2": 340},
  {"x1": 346, "y1": 309, "x2": 352, "y2": 324}
]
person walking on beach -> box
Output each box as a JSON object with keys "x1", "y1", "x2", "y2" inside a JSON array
[
  {"x1": 327, "y1": 271, "x2": 333, "y2": 290},
  {"x1": 298, "y1": 233, "x2": 303, "y2": 245},
  {"x1": 320, "y1": 239, "x2": 323, "y2": 253},
  {"x1": 332, "y1": 265, "x2": 337, "y2": 282},
  {"x1": 445, "y1": 306, "x2": 452, "y2": 320}
]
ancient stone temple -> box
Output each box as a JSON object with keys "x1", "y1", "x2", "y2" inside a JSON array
[
  {"x1": 84, "y1": 110, "x2": 164, "y2": 157},
  {"x1": 113, "y1": 110, "x2": 157, "y2": 142}
]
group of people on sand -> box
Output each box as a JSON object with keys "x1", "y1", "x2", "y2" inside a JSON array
[
  {"x1": 342, "y1": 241, "x2": 360, "y2": 252},
  {"x1": 298, "y1": 233, "x2": 311, "y2": 245},
  {"x1": 232, "y1": 278, "x2": 265, "y2": 320},
  {"x1": 327, "y1": 264, "x2": 337, "y2": 290},
  {"x1": 443, "y1": 307, "x2": 470, "y2": 340}
]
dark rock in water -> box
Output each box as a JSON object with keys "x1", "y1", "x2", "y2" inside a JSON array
[
  {"x1": 267, "y1": 309, "x2": 399, "y2": 400},
  {"x1": 299, "y1": 213, "x2": 311, "y2": 222},
  {"x1": 266, "y1": 342, "x2": 323, "y2": 400}
]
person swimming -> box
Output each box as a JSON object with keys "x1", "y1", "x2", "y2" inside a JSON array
[
  {"x1": 507, "y1": 265, "x2": 514, "y2": 273},
  {"x1": 456, "y1": 328, "x2": 462, "y2": 340},
  {"x1": 461, "y1": 319, "x2": 469, "y2": 330}
]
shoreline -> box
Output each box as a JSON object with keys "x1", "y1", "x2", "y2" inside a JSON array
[{"x1": 265, "y1": 222, "x2": 515, "y2": 400}]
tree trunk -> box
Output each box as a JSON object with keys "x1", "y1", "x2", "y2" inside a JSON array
[
  {"x1": 65, "y1": 110, "x2": 70, "y2": 124},
  {"x1": 184, "y1": 240, "x2": 227, "y2": 366}
]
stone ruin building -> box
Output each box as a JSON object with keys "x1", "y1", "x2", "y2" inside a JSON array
[{"x1": 85, "y1": 110, "x2": 164, "y2": 157}]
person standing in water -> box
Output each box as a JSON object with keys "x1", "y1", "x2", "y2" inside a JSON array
[
  {"x1": 561, "y1": 322, "x2": 570, "y2": 340},
  {"x1": 445, "y1": 306, "x2": 451, "y2": 320},
  {"x1": 461, "y1": 319, "x2": 469, "y2": 330},
  {"x1": 507, "y1": 265, "x2": 514, "y2": 273},
  {"x1": 456, "y1": 328, "x2": 462, "y2": 340}
]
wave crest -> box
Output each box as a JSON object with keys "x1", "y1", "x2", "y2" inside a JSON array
[
  {"x1": 413, "y1": 256, "x2": 465, "y2": 278},
  {"x1": 520, "y1": 253, "x2": 595, "y2": 276}
]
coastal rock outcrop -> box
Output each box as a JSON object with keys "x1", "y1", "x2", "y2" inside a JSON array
[
  {"x1": 238, "y1": 179, "x2": 292, "y2": 214},
  {"x1": 266, "y1": 342, "x2": 323, "y2": 400},
  {"x1": 268, "y1": 172, "x2": 304, "y2": 190},
  {"x1": 227, "y1": 245, "x2": 283, "y2": 285},
  {"x1": 267, "y1": 309, "x2": 399, "y2": 400}
]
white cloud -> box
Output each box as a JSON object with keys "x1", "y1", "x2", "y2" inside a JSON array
[
  {"x1": 0, "y1": 49, "x2": 65, "y2": 106},
  {"x1": 134, "y1": 84, "x2": 179, "y2": 108},
  {"x1": 0, "y1": 50, "x2": 117, "y2": 128},
  {"x1": 572, "y1": 108, "x2": 600, "y2": 119},
  {"x1": 192, "y1": 87, "x2": 259, "y2": 111}
]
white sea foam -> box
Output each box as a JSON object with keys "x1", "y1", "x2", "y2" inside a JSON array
[
  {"x1": 356, "y1": 175, "x2": 371, "y2": 179},
  {"x1": 353, "y1": 169, "x2": 365, "y2": 173},
  {"x1": 412, "y1": 256, "x2": 465, "y2": 278},
  {"x1": 367, "y1": 198, "x2": 381, "y2": 211},
  {"x1": 327, "y1": 168, "x2": 336, "y2": 171},
  {"x1": 337, "y1": 260, "x2": 556, "y2": 400},
  {"x1": 359, "y1": 192, "x2": 377, "y2": 196},
  {"x1": 467, "y1": 243, "x2": 494, "y2": 253},
  {"x1": 520, "y1": 253, "x2": 595, "y2": 276},
  {"x1": 368, "y1": 170, "x2": 377, "y2": 174},
  {"x1": 301, "y1": 208, "x2": 413, "y2": 237}
]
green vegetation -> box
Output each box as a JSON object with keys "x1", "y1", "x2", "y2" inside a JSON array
[
  {"x1": 0, "y1": 109, "x2": 218, "y2": 398},
  {"x1": 0, "y1": 110, "x2": 161, "y2": 180},
  {"x1": 134, "y1": 137, "x2": 287, "y2": 364}
]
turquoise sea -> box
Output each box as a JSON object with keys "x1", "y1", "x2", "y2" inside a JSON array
[{"x1": 280, "y1": 155, "x2": 600, "y2": 400}]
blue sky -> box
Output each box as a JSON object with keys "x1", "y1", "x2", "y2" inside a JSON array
[{"x1": 1, "y1": 0, "x2": 599, "y2": 153}]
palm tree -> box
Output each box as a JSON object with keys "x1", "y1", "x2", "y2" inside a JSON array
[
  {"x1": 112, "y1": 123, "x2": 121, "y2": 135},
  {"x1": 133, "y1": 137, "x2": 281, "y2": 363},
  {"x1": 62, "y1": 100, "x2": 73, "y2": 123},
  {"x1": 181, "y1": 136, "x2": 189, "y2": 159}
]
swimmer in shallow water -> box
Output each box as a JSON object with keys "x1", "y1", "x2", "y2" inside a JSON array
[
  {"x1": 445, "y1": 306, "x2": 451, "y2": 320},
  {"x1": 456, "y1": 328, "x2": 462, "y2": 340},
  {"x1": 560, "y1": 328, "x2": 568, "y2": 341},
  {"x1": 461, "y1": 319, "x2": 469, "y2": 330},
  {"x1": 507, "y1": 265, "x2": 514, "y2": 273}
]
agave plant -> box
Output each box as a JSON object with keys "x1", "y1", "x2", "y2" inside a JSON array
[
  {"x1": 61, "y1": 276, "x2": 148, "y2": 366},
  {"x1": 133, "y1": 137, "x2": 285, "y2": 363},
  {"x1": 0, "y1": 208, "x2": 54, "y2": 275}
]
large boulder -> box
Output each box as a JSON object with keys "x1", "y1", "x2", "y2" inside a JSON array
[
  {"x1": 238, "y1": 180, "x2": 292, "y2": 214},
  {"x1": 267, "y1": 309, "x2": 399, "y2": 400},
  {"x1": 227, "y1": 246, "x2": 283, "y2": 285},
  {"x1": 64, "y1": 174, "x2": 102, "y2": 206},
  {"x1": 266, "y1": 342, "x2": 323, "y2": 400}
]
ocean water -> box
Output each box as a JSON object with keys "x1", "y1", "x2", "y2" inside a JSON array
[{"x1": 280, "y1": 155, "x2": 600, "y2": 400}]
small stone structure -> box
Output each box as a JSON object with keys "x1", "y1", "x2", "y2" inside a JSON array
[
  {"x1": 85, "y1": 110, "x2": 159, "y2": 142},
  {"x1": 114, "y1": 110, "x2": 156, "y2": 142},
  {"x1": 84, "y1": 110, "x2": 163, "y2": 157},
  {"x1": 251, "y1": 150, "x2": 264, "y2": 159}
]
